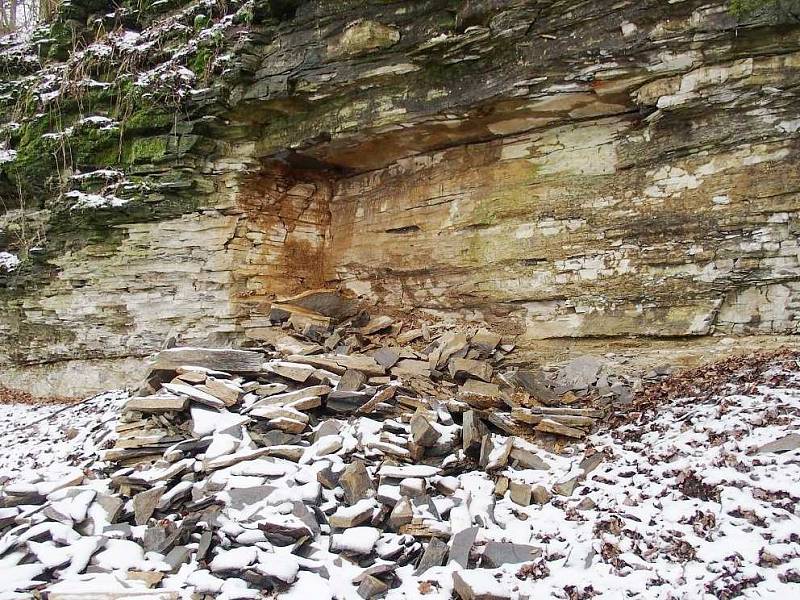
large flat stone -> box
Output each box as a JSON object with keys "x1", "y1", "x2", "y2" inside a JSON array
[
  {"x1": 453, "y1": 570, "x2": 510, "y2": 600},
  {"x1": 480, "y1": 542, "x2": 541, "y2": 568},
  {"x1": 756, "y1": 433, "x2": 800, "y2": 454},
  {"x1": 124, "y1": 395, "x2": 188, "y2": 413},
  {"x1": 449, "y1": 526, "x2": 479, "y2": 568}
]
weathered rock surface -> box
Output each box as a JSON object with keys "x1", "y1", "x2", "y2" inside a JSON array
[{"x1": 1, "y1": 1, "x2": 799, "y2": 395}]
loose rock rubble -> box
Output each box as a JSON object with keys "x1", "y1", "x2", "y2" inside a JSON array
[{"x1": 1, "y1": 332, "x2": 800, "y2": 599}]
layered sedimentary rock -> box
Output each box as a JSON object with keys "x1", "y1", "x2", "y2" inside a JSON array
[{"x1": 1, "y1": 0, "x2": 799, "y2": 394}]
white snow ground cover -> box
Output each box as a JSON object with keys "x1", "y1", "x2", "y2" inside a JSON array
[
  {"x1": 0, "y1": 371, "x2": 798, "y2": 599},
  {"x1": 0, "y1": 392, "x2": 126, "y2": 478}
]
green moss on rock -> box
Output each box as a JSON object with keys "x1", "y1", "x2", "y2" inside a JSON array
[{"x1": 123, "y1": 136, "x2": 170, "y2": 164}]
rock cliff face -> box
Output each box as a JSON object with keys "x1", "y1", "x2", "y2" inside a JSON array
[{"x1": 1, "y1": 0, "x2": 799, "y2": 395}]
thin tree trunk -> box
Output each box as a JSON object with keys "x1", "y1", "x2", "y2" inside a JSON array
[
  {"x1": 39, "y1": 0, "x2": 56, "y2": 23},
  {"x1": 0, "y1": 0, "x2": 9, "y2": 33}
]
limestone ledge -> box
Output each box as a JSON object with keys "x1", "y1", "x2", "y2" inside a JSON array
[
  {"x1": 0, "y1": 357, "x2": 147, "y2": 398},
  {"x1": 0, "y1": 211, "x2": 241, "y2": 367}
]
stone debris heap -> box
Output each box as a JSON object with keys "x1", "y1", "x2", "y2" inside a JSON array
[
  {"x1": 0, "y1": 312, "x2": 619, "y2": 599},
  {"x1": 2, "y1": 344, "x2": 799, "y2": 599}
]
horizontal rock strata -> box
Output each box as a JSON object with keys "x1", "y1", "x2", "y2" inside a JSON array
[{"x1": 1, "y1": 0, "x2": 799, "y2": 394}]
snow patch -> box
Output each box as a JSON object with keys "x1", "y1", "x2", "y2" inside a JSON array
[
  {"x1": 0, "y1": 251, "x2": 20, "y2": 272},
  {"x1": 65, "y1": 190, "x2": 129, "y2": 210}
]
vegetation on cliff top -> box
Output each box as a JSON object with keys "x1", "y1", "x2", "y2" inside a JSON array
[
  {"x1": 729, "y1": 0, "x2": 800, "y2": 19},
  {"x1": 0, "y1": 0, "x2": 267, "y2": 277}
]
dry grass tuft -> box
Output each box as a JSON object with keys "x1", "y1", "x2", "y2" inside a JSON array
[{"x1": 0, "y1": 384, "x2": 80, "y2": 405}]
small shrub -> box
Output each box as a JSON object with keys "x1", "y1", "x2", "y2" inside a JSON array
[{"x1": 729, "y1": 0, "x2": 800, "y2": 20}]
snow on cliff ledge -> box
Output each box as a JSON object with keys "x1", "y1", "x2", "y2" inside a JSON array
[{"x1": 0, "y1": 251, "x2": 21, "y2": 272}]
